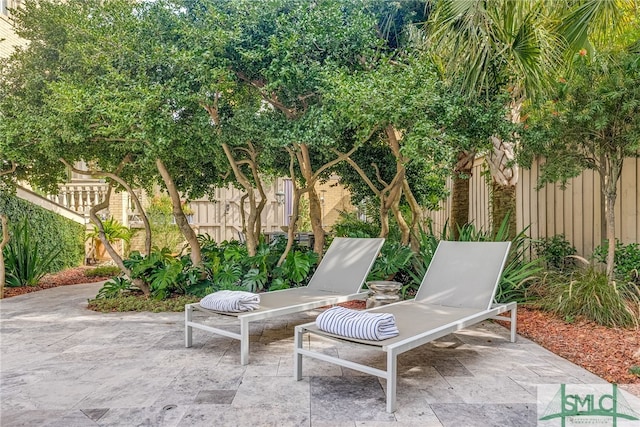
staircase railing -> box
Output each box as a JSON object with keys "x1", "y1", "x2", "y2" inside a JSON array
[{"x1": 46, "y1": 182, "x2": 109, "y2": 215}]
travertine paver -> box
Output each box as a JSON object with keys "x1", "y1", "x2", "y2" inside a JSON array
[{"x1": 0, "y1": 282, "x2": 629, "y2": 427}]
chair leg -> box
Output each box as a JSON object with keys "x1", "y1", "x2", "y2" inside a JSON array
[
  {"x1": 510, "y1": 305, "x2": 518, "y2": 343},
  {"x1": 185, "y1": 304, "x2": 193, "y2": 348},
  {"x1": 386, "y1": 351, "x2": 398, "y2": 413},
  {"x1": 294, "y1": 327, "x2": 303, "y2": 381},
  {"x1": 240, "y1": 318, "x2": 250, "y2": 365}
]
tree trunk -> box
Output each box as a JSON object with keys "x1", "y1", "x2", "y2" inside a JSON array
[
  {"x1": 297, "y1": 144, "x2": 326, "y2": 256},
  {"x1": 240, "y1": 192, "x2": 259, "y2": 257},
  {"x1": 278, "y1": 189, "x2": 303, "y2": 267},
  {"x1": 450, "y1": 151, "x2": 475, "y2": 240},
  {"x1": 220, "y1": 142, "x2": 268, "y2": 256},
  {"x1": 391, "y1": 196, "x2": 410, "y2": 245},
  {"x1": 604, "y1": 191, "x2": 617, "y2": 280},
  {"x1": 278, "y1": 150, "x2": 302, "y2": 266},
  {"x1": 402, "y1": 178, "x2": 422, "y2": 252},
  {"x1": 339, "y1": 147, "x2": 405, "y2": 242},
  {"x1": 155, "y1": 158, "x2": 202, "y2": 267},
  {"x1": 68, "y1": 156, "x2": 151, "y2": 295},
  {"x1": 308, "y1": 188, "x2": 324, "y2": 254},
  {"x1": 384, "y1": 125, "x2": 411, "y2": 245},
  {"x1": 0, "y1": 214, "x2": 10, "y2": 299},
  {"x1": 451, "y1": 173, "x2": 471, "y2": 240},
  {"x1": 491, "y1": 182, "x2": 516, "y2": 239},
  {"x1": 379, "y1": 195, "x2": 390, "y2": 239},
  {"x1": 486, "y1": 98, "x2": 521, "y2": 241},
  {"x1": 89, "y1": 187, "x2": 151, "y2": 295},
  {"x1": 599, "y1": 157, "x2": 622, "y2": 281},
  {"x1": 487, "y1": 135, "x2": 518, "y2": 240}
]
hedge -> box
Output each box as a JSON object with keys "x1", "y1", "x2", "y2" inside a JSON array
[{"x1": 0, "y1": 190, "x2": 85, "y2": 272}]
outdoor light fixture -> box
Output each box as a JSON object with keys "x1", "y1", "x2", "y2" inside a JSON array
[{"x1": 275, "y1": 191, "x2": 285, "y2": 205}]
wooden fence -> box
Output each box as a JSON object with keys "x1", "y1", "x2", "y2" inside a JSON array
[{"x1": 426, "y1": 156, "x2": 640, "y2": 257}]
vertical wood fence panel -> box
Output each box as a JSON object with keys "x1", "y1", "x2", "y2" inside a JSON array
[{"x1": 425, "y1": 156, "x2": 640, "y2": 257}]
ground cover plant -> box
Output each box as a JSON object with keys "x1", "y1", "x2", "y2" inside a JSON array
[
  {"x1": 92, "y1": 235, "x2": 319, "y2": 301},
  {"x1": 538, "y1": 266, "x2": 639, "y2": 329}
]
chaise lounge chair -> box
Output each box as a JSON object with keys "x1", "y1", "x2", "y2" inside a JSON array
[
  {"x1": 293, "y1": 241, "x2": 517, "y2": 413},
  {"x1": 185, "y1": 237, "x2": 385, "y2": 365}
]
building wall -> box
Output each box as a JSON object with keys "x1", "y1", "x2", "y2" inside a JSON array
[
  {"x1": 0, "y1": 1, "x2": 25, "y2": 59},
  {"x1": 316, "y1": 175, "x2": 355, "y2": 231}
]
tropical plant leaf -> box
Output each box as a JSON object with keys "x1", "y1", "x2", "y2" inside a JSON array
[
  {"x1": 242, "y1": 268, "x2": 267, "y2": 293},
  {"x1": 282, "y1": 250, "x2": 315, "y2": 284}
]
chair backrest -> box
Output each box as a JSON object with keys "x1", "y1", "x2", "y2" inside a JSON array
[
  {"x1": 307, "y1": 237, "x2": 385, "y2": 293},
  {"x1": 415, "y1": 241, "x2": 511, "y2": 310}
]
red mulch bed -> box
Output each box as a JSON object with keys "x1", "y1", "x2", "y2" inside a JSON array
[
  {"x1": 2, "y1": 267, "x2": 111, "y2": 298},
  {"x1": 501, "y1": 307, "x2": 640, "y2": 385},
  {"x1": 4, "y1": 270, "x2": 640, "y2": 387}
]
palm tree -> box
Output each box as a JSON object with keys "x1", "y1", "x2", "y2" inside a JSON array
[{"x1": 421, "y1": 0, "x2": 634, "y2": 237}]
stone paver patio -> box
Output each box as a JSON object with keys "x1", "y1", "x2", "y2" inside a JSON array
[{"x1": 0, "y1": 282, "x2": 630, "y2": 426}]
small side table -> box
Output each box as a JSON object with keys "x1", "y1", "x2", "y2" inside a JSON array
[{"x1": 366, "y1": 281, "x2": 402, "y2": 309}]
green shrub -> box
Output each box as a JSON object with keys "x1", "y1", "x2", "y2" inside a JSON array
[
  {"x1": 332, "y1": 210, "x2": 379, "y2": 238},
  {"x1": 538, "y1": 267, "x2": 639, "y2": 329},
  {"x1": 535, "y1": 234, "x2": 577, "y2": 271},
  {"x1": 277, "y1": 249, "x2": 318, "y2": 286},
  {"x1": 86, "y1": 217, "x2": 135, "y2": 244},
  {"x1": 593, "y1": 240, "x2": 640, "y2": 284},
  {"x1": 4, "y1": 218, "x2": 62, "y2": 287},
  {"x1": 85, "y1": 265, "x2": 121, "y2": 277},
  {"x1": 112, "y1": 234, "x2": 321, "y2": 301},
  {"x1": 95, "y1": 276, "x2": 137, "y2": 299},
  {"x1": 200, "y1": 237, "x2": 318, "y2": 293},
  {"x1": 123, "y1": 247, "x2": 202, "y2": 300},
  {"x1": 0, "y1": 190, "x2": 84, "y2": 271},
  {"x1": 367, "y1": 242, "x2": 414, "y2": 282}
]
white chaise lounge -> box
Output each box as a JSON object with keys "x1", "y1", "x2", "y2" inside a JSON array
[
  {"x1": 185, "y1": 237, "x2": 385, "y2": 365},
  {"x1": 293, "y1": 241, "x2": 517, "y2": 412}
]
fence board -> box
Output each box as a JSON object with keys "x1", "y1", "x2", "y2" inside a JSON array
[
  {"x1": 572, "y1": 173, "x2": 584, "y2": 257},
  {"x1": 620, "y1": 159, "x2": 637, "y2": 243},
  {"x1": 425, "y1": 156, "x2": 640, "y2": 258}
]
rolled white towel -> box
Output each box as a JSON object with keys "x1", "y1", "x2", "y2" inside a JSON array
[
  {"x1": 200, "y1": 290, "x2": 260, "y2": 312},
  {"x1": 316, "y1": 306, "x2": 399, "y2": 341}
]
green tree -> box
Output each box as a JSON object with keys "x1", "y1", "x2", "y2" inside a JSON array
[
  {"x1": 521, "y1": 43, "x2": 640, "y2": 280},
  {"x1": 0, "y1": 0, "x2": 230, "y2": 279},
  {"x1": 327, "y1": 58, "x2": 452, "y2": 249},
  {"x1": 211, "y1": 0, "x2": 382, "y2": 257},
  {"x1": 420, "y1": 0, "x2": 635, "y2": 237}
]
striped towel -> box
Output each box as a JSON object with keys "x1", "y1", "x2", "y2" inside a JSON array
[
  {"x1": 315, "y1": 306, "x2": 399, "y2": 341},
  {"x1": 199, "y1": 290, "x2": 260, "y2": 312}
]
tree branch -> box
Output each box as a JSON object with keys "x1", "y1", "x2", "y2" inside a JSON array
[
  {"x1": 0, "y1": 161, "x2": 17, "y2": 177},
  {"x1": 59, "y1": 156, "x2": 152, "y2": 255}
]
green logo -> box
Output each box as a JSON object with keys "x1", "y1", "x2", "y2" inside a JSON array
[{"x1": 539, "y1": 384, "x2": 639, "y2": 426}]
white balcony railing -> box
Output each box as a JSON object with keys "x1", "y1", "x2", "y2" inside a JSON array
[{"x1": 47, "y1": 183, "x2": 109, "y2": 214}]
